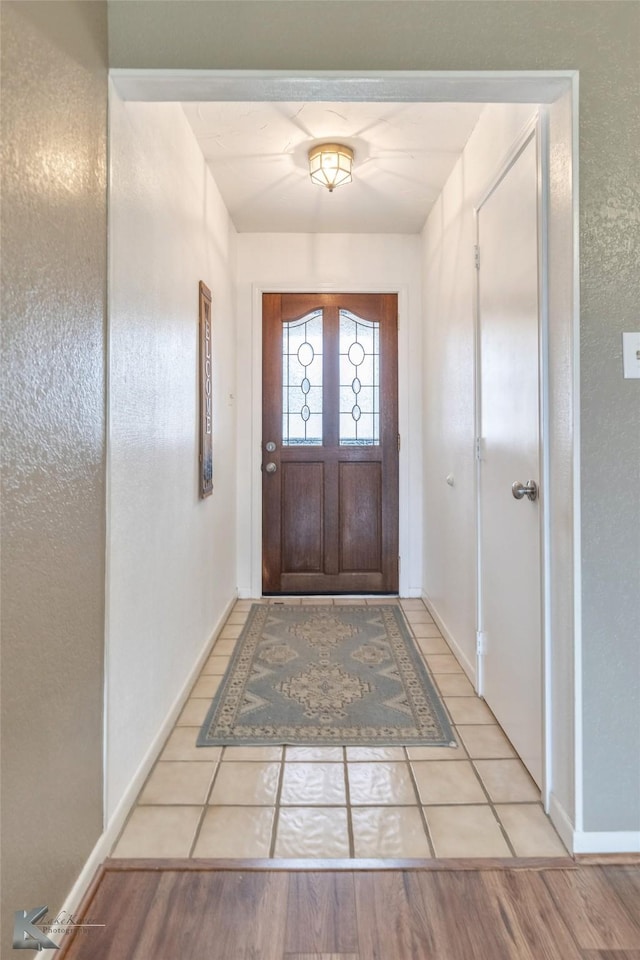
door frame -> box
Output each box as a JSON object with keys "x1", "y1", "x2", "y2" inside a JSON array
[
  {"x1": 251, "y1": 282, "x2": 411, "y2": 598},
  {"x1": 474, "y1": 116, "x2": 550, "y2": 798},
  {"x1": 111, "y1": 66, "x2": 580, "y2": 844}
]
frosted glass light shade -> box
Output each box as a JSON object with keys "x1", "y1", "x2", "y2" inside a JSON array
[{"x1": 308, "y1": 143, "x2": 354, "y2": 192}]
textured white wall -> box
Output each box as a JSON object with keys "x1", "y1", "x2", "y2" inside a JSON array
[
  {"x1": 107, "y1": 96, "x2": 237, "y2": 821},
  {"x1": 421, "y1": 103, "x2": 537, "y2": 680},
  {"x1": 1, "y1": 0, "x2": 108, "y2": 930},
  {"x1": 234, "y1": 233, "x2": 423, "y2": 598}
]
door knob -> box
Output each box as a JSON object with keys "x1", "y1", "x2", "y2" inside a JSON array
[
  {"x1": 265, "y1": 462, "x2": 277, "y2": 474},
  {"x1": 511, "y1": 480, "x2": 538, "y2": 502}
]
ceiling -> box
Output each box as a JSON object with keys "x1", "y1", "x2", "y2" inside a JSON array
[{"x1": 182, "y1": 101, "x2": 485, "y2": 234}]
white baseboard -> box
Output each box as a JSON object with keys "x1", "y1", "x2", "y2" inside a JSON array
[
  {"x1": 572, "y1": 829, "x2": 640, "y2": 854},
  {"x1": 104, "y1": 591, "x2": 237, "y2": 841},
  {"x1": 238, "y1": 589, "x2": 425, "y2": 600},
  {"x1": 46, "y1": 592, "x2": 238, "y2": 945},
  {"x1": 39, "y1": 826, "x2": 117, "y2": 949},
  {"x1": 421, "y1": 592, "x2": 476, "y2": 685},
  {"x1": 545, "y1": 794, "x2": 640, "y2": 855},
  {"x1": 548, "y1": 791, "x2": 576, "y2": 854}
]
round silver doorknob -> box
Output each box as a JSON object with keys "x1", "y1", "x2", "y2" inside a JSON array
[
  {"x1": 265, "y1": 462, "x2": 277, "y2": 474},
  {"x1": 512, "y1": 480, "x2": 538, "y2": 502}
]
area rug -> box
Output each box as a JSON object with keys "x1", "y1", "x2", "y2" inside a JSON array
[{"x1": 197, "y1": 604, "x2": 456, "y2": 747}]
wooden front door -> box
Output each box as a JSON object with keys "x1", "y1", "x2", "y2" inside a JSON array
[{"x1": 262, "y1": 293, "x2": 399, "y2": 594}]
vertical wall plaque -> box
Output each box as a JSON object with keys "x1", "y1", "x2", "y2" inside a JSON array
[{"x1": 199, "y1": 281, "x2": 213, "y2": 498}]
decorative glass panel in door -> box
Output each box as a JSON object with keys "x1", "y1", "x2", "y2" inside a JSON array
[
  {"x1": 339, "y1": 309, "x2": 380, "y2": 446},
  {"x1": 282, "y1": 310, "x2": 323, "y2": 446},
  {"x1": 263, "y1": 292, "x2": 398, "y2": 595}
]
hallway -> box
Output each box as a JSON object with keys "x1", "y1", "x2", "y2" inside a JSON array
[
  {"x1": 4, "y1": 2, "x2": 640, "y2": 949},
  {"x1": 98, "y1": 83, "x2": 593, "y2": 878},
  {"x1": 112, "y1": 598, "x2": 567, "y2": 860}
]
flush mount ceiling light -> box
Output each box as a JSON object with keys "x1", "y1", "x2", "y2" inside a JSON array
[{"x1": 308, "y1": 143, "x2": 354, "y2": 192}]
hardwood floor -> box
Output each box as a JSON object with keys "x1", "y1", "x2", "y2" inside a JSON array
[{"x1": 59, "y1": 859, "x2": 640, "y2": 959}]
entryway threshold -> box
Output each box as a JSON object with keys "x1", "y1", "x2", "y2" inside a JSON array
[
  {"x1": 262, "y1": 594, "x2": 401, "y2": 600},
  {"x1": 104, "y1": 856, "x2": 576, "y2": 872}
]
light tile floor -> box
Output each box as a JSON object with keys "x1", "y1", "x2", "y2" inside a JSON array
[{"x1": 112, "y1": 598, "x2": 568, "y2": 860}]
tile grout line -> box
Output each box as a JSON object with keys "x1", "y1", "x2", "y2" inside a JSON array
[
  {"x1": 489, "y1": 801, "x2": 519, "y2": 858},
  {"x1": 464, "y1": 752, "x2": 519, "y2": 858},
  {"x1": 343, "y1": 746, "x2": 355, "y2": 858},
  {"x1": 405, "y1": 745, "x2": 437, "y2": 858},
  {"x1": 269, "y1": 747, "x2": 287, "y2": 858},
  {"x1": 187, "y1": 751, "x2": 224, "y2": 858}
]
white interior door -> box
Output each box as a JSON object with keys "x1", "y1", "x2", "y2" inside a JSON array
[{"x1": 477, "y1": 132, "x2": 542, "y2": 787}]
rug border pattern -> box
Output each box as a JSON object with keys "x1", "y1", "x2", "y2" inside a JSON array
[{"x1": 197, "y1": 604, "x2": 456, "y2": 748}]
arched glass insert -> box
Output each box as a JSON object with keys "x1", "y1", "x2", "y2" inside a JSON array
[
  {"x1": 282, "y1": 310, "x2": 323, "y2": 445},
  {"x1": 339, "y1": 309, "x2": 380, "y2": 445}
]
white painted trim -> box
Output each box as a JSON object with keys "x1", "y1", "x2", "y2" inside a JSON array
[
  {"x1": 422, "y1": 592, "x2": 476, "y2": 686},
  {"x1": 572, "y1": 830, "x2": 640, "y2": 855},
  {"x1": 548, "y1": 790, "x2": 577, "y2": 855},
  {"x1": 110, "y1": 68, "x2": 575, "y2": 105},
  {"x1": 571, "y1": 74, "x2": 584, "y2": 837},
  {"x1": 249, "y1": 281, "x2": 413, "y2": 599},
  {"x1": 472, "y1": 205, "x2": 482, "y2": 698},
  {"x1": 396, "y1": 284, "x2": 416, "y2": 598},
  {"x1": 249, "y1": 282, "x2": 262, "y2": 599},
  {"x1": 103, "y1": 79, "x2": 116, "y2": 830},
  {"x1": 537, "y1": 111, "x2": 553, "y2": 813},
  {"x1": 404, "y1": 587, "x2": 423, "y2": 599},
  {"x1": 549, "y1": 801, "x2": 640, "y2": 860}
]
